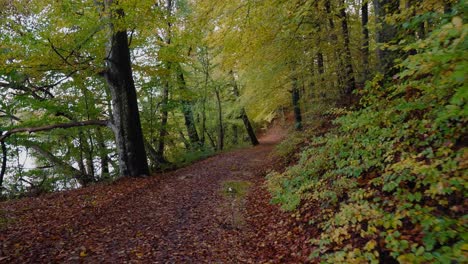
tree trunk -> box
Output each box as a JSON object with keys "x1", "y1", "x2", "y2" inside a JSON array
[
  {"x1": 0, "y1": 140, "x2": 6, "y2": 190},
  {"x1": 103, "y1": 0, "x2": 149, "y2": 177},
  {"x1": 201, "y1": 97, "x2": 206, "y2": 146},
  {"x1": 85, "y1": 132, "x2": 95, "y2": 179},
  {"x1": 155, "y1": 0, "x2": 174, "y2": 163},
  {"x1": 206, "y1": 130, "x2": 217, "y2": 150},
  {"x1": 96, "y1": 128, "x2": 110, "y2": 179},
  {"x1": 313, "y1": 1, "x2": 325, "y2": 86},
  {"x1": 338, "y1": 0, "x2": 357, "y2": 96},
  {"x1": 144, "y1": 139, "x2": 167, "y2": 169},
  {"x1": 177, "y1": 67, "x2": 201, "y2": 147},
  {"x1": 77, "y1": 133, "x2": 89, "y2": 183},
  {"x1": 214, "y1": 87, "x2": 224, "y2": 150},
  {"x1": 361, "y1": 0, "x2": 370, "y2": 81},
  {"x1": 317, "y1": 53, "x2": 324, "y2": 76},
  {"x1": 230, "y1": 72, "x2": 259, "y2": 146},
  {"x1": 292, "y1": 76, "x2": 303, "y2": 131},
  {"x1": 232, "y1": 124, "x2": 238, "y2": 145},
  {"x1": 373, "y1": 0, "x2": 399, "y2": 75},
  {"x1": 325, "y1": 0, "x2": 346, "y2": 90},
  {"x1": 157, "y1": 79, "x2": 169, "y2": 162}
]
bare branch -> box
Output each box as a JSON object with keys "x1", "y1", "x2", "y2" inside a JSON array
[{"x1": 47, "y1": 38, "x2": 74, "y2": 67}]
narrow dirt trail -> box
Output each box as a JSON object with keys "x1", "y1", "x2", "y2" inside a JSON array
[{"x1": 0, "y1": 126, "x2": 305, "y2": 263}]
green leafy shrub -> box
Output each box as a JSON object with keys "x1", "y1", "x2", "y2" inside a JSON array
[{"x1": 268, "y1": 18, "x2": 467, "y2": 263}]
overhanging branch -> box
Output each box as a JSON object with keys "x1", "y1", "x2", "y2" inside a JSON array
[{"x1": 0, "y1": 120, "x2": 110, "y2": 142}]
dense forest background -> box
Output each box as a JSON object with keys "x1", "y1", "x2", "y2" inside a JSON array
[{"x1": 0, "y1": 0, "x2": 466, "y2": 262}]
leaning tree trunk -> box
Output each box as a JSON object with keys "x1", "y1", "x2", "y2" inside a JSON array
[
  {"x1": 230, "y1": 73, "x2": 259, "y2": 146},
  {"x1": 103, "y1": 0, "x2": 149, "y2": 177}
]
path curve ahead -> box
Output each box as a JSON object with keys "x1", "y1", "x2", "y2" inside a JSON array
[{"x1": 0, "y1": 126, "x2": 290, "y2": 263}]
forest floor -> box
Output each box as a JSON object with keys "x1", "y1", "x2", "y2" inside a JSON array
[{"x1": 0, "y1": 123, "x2": 314, "y2": 263}]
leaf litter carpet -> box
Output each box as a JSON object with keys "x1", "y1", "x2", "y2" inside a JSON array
[{"x1": 0, "y1": 126, "x2": 313, "y2": 263}]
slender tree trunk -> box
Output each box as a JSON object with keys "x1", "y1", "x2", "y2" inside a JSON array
[
  {"x1": 373, "y1": 0, "x2": 399, "y2": 75},
  {"x1": 232, "y1": 124, "x2": 238, "y2": 145},
  {"x1": 96, "y1": 128, "x2": 110, "y2": 179},
  {"x1": 103, "y1": 0, "x2": 149, "y2": 177},
  {"x1": 325, "y1": 0, "x2": 346, "y2": 90},
  {"x1": 85, "y1": 132, "x2": 95, "y2": 179},
  {"x1": 144, "y1": 139, "x2": 166, "y2": 169},
  {"x1": 178, "y1": 130, "x2": 190, "y2": 149},
  {"x1": 201, "y1": 97, "x2": 206, "y2": 146},
  {"x1": 157, "y1": 79, "x2": 169, "y2": 162},
  {"x1": 361, "y1": 0, "x2": 370, "y2": 81},
  {"x1": 155, "y1": 0, "x2": 174, "y2": 164},
  {"x1": 230, "y1": 72, "x2": 259, "y2": 146},
  {"x1": 292, "y1": 76, "x2": 303, "y2": 131},
  {"x1": 77, "y1": 132, "x2": 91, "y2": 184},
  {"x1": 338, "y1": 0, "x2": 357, "y2": 95},
  {"x1": 214, "y1": 87, "x2": 224, "y2": 150},
  {"x1": 200, "y1": 51, "x2": 210, "y2": 147},
  {"x1": 317, "y1": 53, "x2": 324, "y2": 76},
  {"x1": 206, "y1": 130, "x2": 217, "y2": 150},
  {"x1": 177, "y1": 67, "x2": 200, "y2": 147},
  {"x1": 313, "y1": 1, "x2": 325, "y2": 86},
  {"x1": 0, "y1": 140, "x2": 6, "y2": 190}
]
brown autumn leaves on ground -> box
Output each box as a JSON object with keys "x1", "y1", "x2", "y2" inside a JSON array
[{"x1": 0, "y1": 125, "x2": 315, "y2": 263}]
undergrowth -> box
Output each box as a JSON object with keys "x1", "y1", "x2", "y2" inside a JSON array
[{"x1": 267, "y1": 18, "x2": 467, "y2": 263}]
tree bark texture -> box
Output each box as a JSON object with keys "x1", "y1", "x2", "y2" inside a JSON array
[{"x1": 103, "y1": 0, "x2": 149, "y2": 177}]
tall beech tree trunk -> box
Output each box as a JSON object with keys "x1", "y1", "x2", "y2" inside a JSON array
[
  {"x1": 230, "y1": 72, "x2": 259, "y2": 146},
  {"x1": 374, "y1": 0, "x2": 399, "y2": 75},
  {"x1": 103, "y1": 0, "x2": 149, "y2": 177},
  {"x1": 361, "y1": 0, "x2": 370, "y2": 81},
  {"x1": 338, "y1": 0, "x2": 357, "y2": 95}
]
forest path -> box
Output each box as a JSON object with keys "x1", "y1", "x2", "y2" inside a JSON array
[{"x1": 0, "y1": 124, "x2": 311, "y2": 263}]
